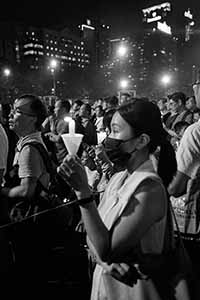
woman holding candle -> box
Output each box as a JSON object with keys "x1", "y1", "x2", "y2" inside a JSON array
[{"x1": 58, "y1": 99, "x2": 186, "y2": 300}]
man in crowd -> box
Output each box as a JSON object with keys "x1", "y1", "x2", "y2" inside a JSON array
[
  {"x1": 44, "y1": 99, "x2": 84, "y2": 164},
  {"x1": 157, "y1": 97, "x2": 171, "y2": 125},
  {"x1": 94, "y1": 105, "x2": 104, "y2": 133},
  {"x1": 119, "y1": 92, "x2": 131, "y2": 105},
  {"x1": 78, "y1": 102, "x2": 97, "y2": 146},
  {"x1": 70, "y1": 99, "x2": 84, "y2": 119},
  {"x1": 186, "y1": 95, "x2": 197, "y2": 113},
  {"x1": 1, "y1": 94, "x2": 49, "y2": 292},
  {"x1": 168, "y1": 86, "x2": 200, "y2": 294},
  {"x1": 164, "y1": 92, "x2": 193, "y2": 139}
]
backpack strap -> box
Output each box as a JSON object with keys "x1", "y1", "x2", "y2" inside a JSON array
[
  {"x1": 20, "y1": 141, "x2": 55, "y2": 178},
  {"x1": 19, "y1": 141, "x2": 59, "y2": 196},
  {"x1": 20, "y1": 141, "x2": 74, "y2": 201}
]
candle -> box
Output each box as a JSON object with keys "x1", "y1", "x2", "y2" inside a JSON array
[{"x1": 64, "y1": 116, "x2": 75, "y2": 135}]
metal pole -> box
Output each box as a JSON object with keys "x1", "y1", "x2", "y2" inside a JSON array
[{"x1": 51, "y1": 69, "x2": 56, "y2": 95}]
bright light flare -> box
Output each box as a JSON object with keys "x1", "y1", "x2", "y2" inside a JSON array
[
  {"x1": 161, "y1": 74, "x2": 171, "y2": 85},
  {"x1": 49, "y1": 59, "x2": 58, "y2": 69},
  {"x1": 117, "y1": 45, "x2": 127, "y2": 57},
  {"x1": 3, "y1": 68, "x2": 11, "y2": 77},
  {"x1": 119, "y1": 79, "x2": 129, "y2": 89}
]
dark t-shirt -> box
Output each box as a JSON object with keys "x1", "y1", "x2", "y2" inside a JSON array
[{"x1": 76, "y1": 117, "x2": 97, "y2": 146}]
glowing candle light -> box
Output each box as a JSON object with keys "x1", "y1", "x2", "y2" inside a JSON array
[{"x1": 64, "y1": 116, "x2": 75, "y2": 135}]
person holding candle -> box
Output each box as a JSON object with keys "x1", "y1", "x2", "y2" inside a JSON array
[
  {"x1": 45, "y1": 99, "x2": 84, "y2": 165},
  {"x1": 57, "y1": 99, "x2": 193, "y2": 300}
]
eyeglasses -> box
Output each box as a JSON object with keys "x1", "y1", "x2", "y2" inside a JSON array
[
  {"x1": 11, "y1": 107, "x2": 36, "y2": 117},
  {"x1": 169, "y1": 101, "x2": 177, "y2": 106}
]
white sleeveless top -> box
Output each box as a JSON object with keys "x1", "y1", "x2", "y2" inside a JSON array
[{"x1": 90, "y1": 159, "x2": 168, "y2": 300}]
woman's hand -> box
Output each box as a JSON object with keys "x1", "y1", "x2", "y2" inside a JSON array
[
  {"x1": 58, "y1": 155, "x2": 91, "y2": 198},
  {"x1": 102, "y1": 263, "x2": 144, "y2": 287}
]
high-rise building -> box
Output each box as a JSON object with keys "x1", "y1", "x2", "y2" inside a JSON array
[
  {"x1": 16, "y1": 25, "x2": 44, "y2": 71},
  {"x1": 0, "y1": 21, "x2": 91, "y2": 98},
  {"x1": 173, "y1": 7, "x2": 199, "y2": 90},
  {"x1": 141, "y1": 2, "x2": 200, "y2": 96},
  {"x1": 79, "y1": 18, "x2": 111, "y2": 69},
  {"x1": 141, "y1": 2, "x2": 178, "y2": 97},
  {"x1": 0, "y1": 22, "x2": 16, "y2": 65},
  {"x1": 15, "y1": 24, "x2": 90, "y2": 72},
  {"x1": 78, "y1": 18, "x2": 112, "y2": 97},
  {"x1": 98, "y1": 36, "x2": 145, "y2": 96}
]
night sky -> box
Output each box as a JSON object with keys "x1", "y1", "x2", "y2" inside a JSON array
[{"x1": 0, "y1": 0, "x2": 199, "y2": 36}]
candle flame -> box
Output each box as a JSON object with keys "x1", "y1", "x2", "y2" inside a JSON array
[{"x1": 64, "y1": 116, "x2": 72, "y2": 122}]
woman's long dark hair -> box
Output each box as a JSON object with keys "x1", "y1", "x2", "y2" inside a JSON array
[{"x1": 118, "y1": 99, "x2": 177, "y2": 187}]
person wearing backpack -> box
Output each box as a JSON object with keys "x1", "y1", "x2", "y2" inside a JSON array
[
  {"x1": 168, "y1": 117, "x2": 200, "y2": 298},
  {"x1": 0, "y1": 94, "x2": 52, "y2": 292}
]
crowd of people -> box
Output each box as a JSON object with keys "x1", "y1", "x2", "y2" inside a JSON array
[{"x1": 0, "y1": 86, "x2": 199, "y2": 298}]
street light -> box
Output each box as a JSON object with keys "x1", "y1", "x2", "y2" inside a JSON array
[
  {"x1": 161, "y1": 74, "x2": 172, "y2": 95},
  {"x1": 49, "y1": 59, "x2": 58, "y2": 95},
  {"x1": 161, "y1": 74, "x2": 171, "y2": 86},
  {"x1": 3, "y1": 68, "x2": 11, "y2": 77},
  {"x1": 50, "y1": 59, "x2": 58, "y2": 69},
  {"x1": 119, "y1": 78, "x2": 129, "y2": 89},
  {"x1": 117, "y1": 45, "x2": 128, "y2": 58},
  {"x1": 3, "y1": 67, "x2": 12, "y2": 102}
]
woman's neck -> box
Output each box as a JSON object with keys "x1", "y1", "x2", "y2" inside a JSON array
[{"x1": 127, "y1": 152, "x2": 149, "y2": 175}]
